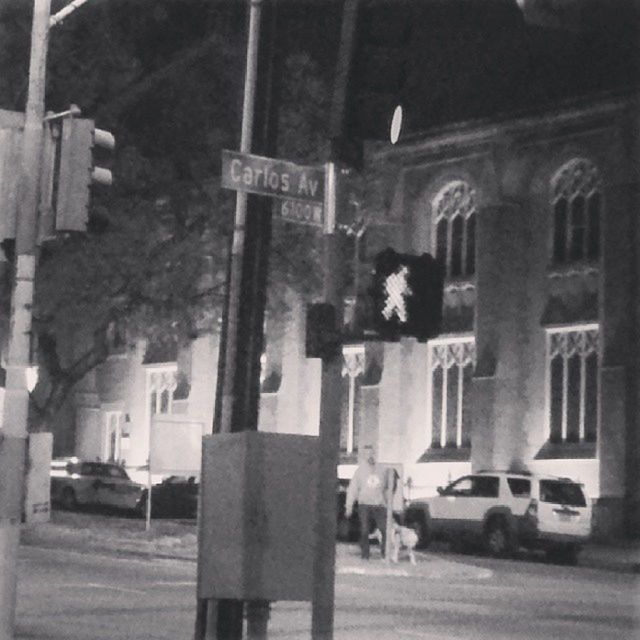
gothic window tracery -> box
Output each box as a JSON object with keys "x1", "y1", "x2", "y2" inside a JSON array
[
  {"x1": 433, "y1": 181, "x2": 477, "y2": 278},
  {"x1": 547, "y1": 326, "x2": 599, "y2": 444},
  {"x1": 146, "y1": 366, "x2": 178, "y2": 416},
  {"x1": 429, "y1": 337, "x2": 475, "y2": 449},
  {"x1": 551, "y1": 159, "x2": 601, "y2": 264}
]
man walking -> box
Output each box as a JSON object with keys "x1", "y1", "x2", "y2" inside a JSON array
[{"x1": 345, "y1": 447, "x2": 388, "y2": 559}]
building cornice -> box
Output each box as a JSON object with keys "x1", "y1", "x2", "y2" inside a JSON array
[{"x1": 371, "y1": 90, "x2": 639, "y2": 166}]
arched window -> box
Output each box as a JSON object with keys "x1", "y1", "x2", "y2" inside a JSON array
[
  {"x1": 146, "y1": 365, "x2": 178, "y2": 417},
  {"x1": 433, "y1": 181, "x2": 477, "y2": 278},
  {"x1": 551, "y1": 159, "x2": 601, "y2": 264}
]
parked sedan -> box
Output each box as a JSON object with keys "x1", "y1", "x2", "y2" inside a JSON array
[
  {"x1": 50, "y1": 458, "x2": 146, "y2": 514},
  {"x1": 137, "y1": 476, "x2": 364, "y2": 529},
  {"x1": 142, "y1": 475, "x2": 199, "y2": 519}
]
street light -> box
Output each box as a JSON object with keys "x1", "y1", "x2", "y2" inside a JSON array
[{"x1": 390, "y1": 104, "x2": 403, "y2": 145}]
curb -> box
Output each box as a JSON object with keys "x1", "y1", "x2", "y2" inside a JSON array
[
  {"x1": 21, "y1": 535, "x2": 640, "y2": 575},
  {"x1": 579, "y1": 556, "x2": 640, "y2": 574},
  {"x1": 22, "y1": 538, "x2": 493, "y2": 579},
  {"x1": 21, "y1": 537, "x2": 198, "y2": 563}
]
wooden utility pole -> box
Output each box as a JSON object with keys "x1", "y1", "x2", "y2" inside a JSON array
[
  {"x1": 0, "y1": 1, "x2": 51, "y2": 639},
  {"x1": 196, "y1": 0, "x2": 281, "y2": 637}
]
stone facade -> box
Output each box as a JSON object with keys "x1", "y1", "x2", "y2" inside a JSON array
[{"x1": 355, "y1": 94, "x2": 639, "y2": 539}]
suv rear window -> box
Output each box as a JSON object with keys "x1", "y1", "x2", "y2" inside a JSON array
[
  {"x1": 472, "y1": 476, "x2": 499, "y2": 498},
  {"x1": 539, "y1": 480, "x2": 586, "y2": 507},
  {"x1": 507, "y1": 478, "x2": 531, "y2": 497}
]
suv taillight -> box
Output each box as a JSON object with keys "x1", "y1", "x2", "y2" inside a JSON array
[{"x1": 525, "y1": 498, "x2": 538, "y2": 520}]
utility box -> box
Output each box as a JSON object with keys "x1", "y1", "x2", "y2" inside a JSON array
[
  {"x1": 24, "y1": 432, "x2": 53, "y2": 524},
  {"x1": 198, "y1": 432, "x2": 318, "y2": 601}
]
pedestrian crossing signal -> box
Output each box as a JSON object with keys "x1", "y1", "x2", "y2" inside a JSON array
[{"x1": 370, "y1": 248, "x2": 443, "y2": 342}]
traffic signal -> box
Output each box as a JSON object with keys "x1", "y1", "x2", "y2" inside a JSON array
[
  {"x1": 369, "y1": 248, "x2": 443, "y2": 342},
  {"x1": 55, "y1": 117, "x2": 115, "y2": 232},
  {"x1": 0, "y1": 110, "x2": 23, "y2": 242},
  {"x1": 305, "y1": 303, "x2": 342, "y2": 361},
  {"x1": 330, "y1": 0, "x2": 414, "y2": 168}
]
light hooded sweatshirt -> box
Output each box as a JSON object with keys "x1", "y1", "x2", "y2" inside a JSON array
[{"x1": 345, "y1": 463, "x2": 388, "y2": 514}]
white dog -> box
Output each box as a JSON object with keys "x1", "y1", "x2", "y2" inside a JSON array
[{"x1": 390, "y1": 522, "x2": 418, "y2": 565}]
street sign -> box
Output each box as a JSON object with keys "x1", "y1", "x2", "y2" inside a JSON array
[
  {"x1": 278, "y1": 198, "x2": 324, "y2": 227},
  {"x1": 221, "y1": 149, "x2": 324, "y2": 203}
]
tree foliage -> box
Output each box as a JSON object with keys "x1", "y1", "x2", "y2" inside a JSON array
[{"x1": 0, "y1": 0, "x2": 333, "y2": 428}]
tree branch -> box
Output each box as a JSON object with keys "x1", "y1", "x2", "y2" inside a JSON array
[{"x1": 96, "y1": 32, "x2": 238, "y2": 123}]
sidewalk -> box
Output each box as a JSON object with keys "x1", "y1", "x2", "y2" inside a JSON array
[
  {"x1": 19, "y1": 517, "x2": 493, "y2": 580},
  {"x1": 579, "y1": 540, "x2": 640, "y2": 574},
  {"x1": 20, "y1": 511, "x2": 640, "y2": 575}
]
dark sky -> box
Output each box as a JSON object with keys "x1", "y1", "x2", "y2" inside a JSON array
[{"x1": 280, "y1": 0, "x2": 639, "y2": 139}]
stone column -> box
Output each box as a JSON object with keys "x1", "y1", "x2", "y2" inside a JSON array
[
  {"x1": 597, "y1": 181, "x2": 636, "y2": 538},
  {"x1": 473, "y1": 200, "x2": 547, "y2": 472}
]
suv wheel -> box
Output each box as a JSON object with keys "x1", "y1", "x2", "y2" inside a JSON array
[
  {"x1": 484, "y1": 518, "x2": 511, "y2": 557},
  {"x1": 61, "y1": 487, "x2": 77, "y2": 511}
]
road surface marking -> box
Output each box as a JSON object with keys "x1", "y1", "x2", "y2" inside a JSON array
[
  {"x1": 23, "y1": 545, "x2": 190, "y2": 567},
  {"x1": 395, "y1": 630, "x2": 473, "y2": 640},
  {"x1": 338, "y1": 566, "x2": 410, "y2": 577},
  {"x1": 63, "y1": 582, "x2": 146, "y2": 595}
]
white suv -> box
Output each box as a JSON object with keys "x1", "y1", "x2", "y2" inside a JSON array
[{"x1": 404, "y1": 470, "x2": 592, "y2": 564}]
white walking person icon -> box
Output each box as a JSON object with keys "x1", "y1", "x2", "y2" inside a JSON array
[{"x1": 382, "y1": 265, "x2": 412, "y2": 323}]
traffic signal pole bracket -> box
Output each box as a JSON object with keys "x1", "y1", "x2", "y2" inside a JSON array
[{"x1": 311, "y1": 162, "x2": 343, "y2": 639}]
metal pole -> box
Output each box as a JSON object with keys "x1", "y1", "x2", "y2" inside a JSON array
[
  {"x1": 217, "y1": 0, "x2": 262, "y2": 437},
  {"x1": 196, "y1": 2, "x2": 264, "y2": 638},
  {"x1": 311, "y1": 162, "x2": 343, "y2": 640},
  {"x1": 310, "y1": 0, "x2": 363, "y2": 632},
  {"x1": 384, "y1": 468, "x2": 394, "y2": 563},
  {"x1": 49, "y1": 0, "x2": 90, "y2": 27},
  {"x1": 346, "y1": 374, "x2": 355, "y2": 453},
  {"x1": 0, "y1": 2, "x2": 50, "y2": 639}
]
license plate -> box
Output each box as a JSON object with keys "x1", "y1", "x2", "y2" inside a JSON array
[{"x1": 557, "y1": 512, "x2": 573, "y2": 522}]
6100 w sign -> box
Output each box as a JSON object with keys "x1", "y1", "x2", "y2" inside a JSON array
[{"x1": 279, "y1": 199, "x2": 323, "y2": 227}]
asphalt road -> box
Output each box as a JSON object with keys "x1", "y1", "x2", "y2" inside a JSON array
[{"x1": 16, "y1": 544, "x2": 639, "y2": 640}]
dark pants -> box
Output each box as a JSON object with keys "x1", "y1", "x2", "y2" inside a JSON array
[{"x1": 358, "y1": 504, "x2": 387, "y2": 559}]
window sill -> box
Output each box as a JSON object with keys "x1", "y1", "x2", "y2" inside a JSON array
[
  {"x1": 339, "y1": 451, "x2": 359, "y2": 465},
  {"x1": 547, "y1": 260, "x2": 599, "y2": 278},
  {"x1": 417, "y1": 446, "x2": 471, "y2": 463},
  {"x1": 444, "y1": 276, "x2": 475, "y2": 290},
  {"x1": 534, "y1": 440, "x2": 597, "y2": 460}
]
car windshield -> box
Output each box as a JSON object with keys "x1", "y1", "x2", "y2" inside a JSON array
[
  {"x1": 106, "y1": 466, "x2": 129, "y2": 479},
  {"x1": 539, "y1": 480, "x2": 586, "y2": 507}
]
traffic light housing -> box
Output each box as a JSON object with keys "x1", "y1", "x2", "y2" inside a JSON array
[
  {"x1": 305, "y1": 303, "x2": 342, "y2": 361},
  {"x1": 369, "y1": 248, "x2": 443, "y2": 342},
  {"x1": 0, "y1": 110, "x2": 23, "y2": 242},
  {"x1": 55, "y1": 117, "x2": 114, "y2": 232}
]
